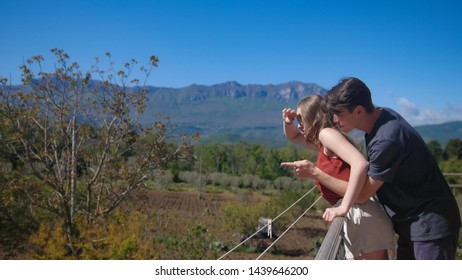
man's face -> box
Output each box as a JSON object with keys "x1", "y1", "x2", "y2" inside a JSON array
[{"x1": 332, "y1": 108, "x2": 356, "y2": 133}]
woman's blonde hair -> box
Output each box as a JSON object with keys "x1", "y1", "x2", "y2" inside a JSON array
[{"x1": 298, "y1": 95, "x2": 356, "y2": 148}]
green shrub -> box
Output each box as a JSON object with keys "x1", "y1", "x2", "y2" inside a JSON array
[{"x1": 157, "y1": 224, "x2": 218, "y2": 259}]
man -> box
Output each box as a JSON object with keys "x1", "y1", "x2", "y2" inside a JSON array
[{"x1": 288, "y1": 77, "x2": 461, "y2": 259}]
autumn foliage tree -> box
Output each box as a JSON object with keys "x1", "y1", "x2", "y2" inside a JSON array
[{"x1": 0, "y1": 49, "x2": 195, "y2": 256}]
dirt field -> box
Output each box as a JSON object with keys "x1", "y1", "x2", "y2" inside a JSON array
[{"x1": 130, "y1": 188, "x2": 330, "y2": 260}]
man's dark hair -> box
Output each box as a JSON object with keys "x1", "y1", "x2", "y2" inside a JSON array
[{"x1": 326, "y1": 77, "x2": 375, "y2": 114}]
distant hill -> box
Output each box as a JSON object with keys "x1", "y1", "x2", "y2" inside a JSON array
[
  {"x1": 414, "y1": 121, "x2": 462, "y2": 147},
  {"x1": 3, "y1": 81, "x2": 461, "y2": 148},
  {"x1": 142, "y1": 81, "x2": 462, "y2": 148},
  {"x1": 143, "y1": 81, "x2": 327, "y2": 147}
]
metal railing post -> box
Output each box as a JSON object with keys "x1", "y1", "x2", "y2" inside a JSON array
[{"x1": 315, "y1": 216, "x2": 345, "y2": 260}]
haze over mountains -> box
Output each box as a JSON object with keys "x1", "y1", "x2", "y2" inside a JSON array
[
  {"x1": 143, "y1": 81, "x2": 326, "y2": 147},
  {"x1": 142, "y1": 81, "x2": 462, "y2": 147},
  {"x1": 3, "y1": 81, "x2": 461, "y2": 147},
  {"x1": 144, "y1": 81, "x2": 325, "y2": 127}
]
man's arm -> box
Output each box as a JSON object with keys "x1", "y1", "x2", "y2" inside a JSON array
[{"x1": 357, "y1": 176, "x2": 384, "y2": 204}]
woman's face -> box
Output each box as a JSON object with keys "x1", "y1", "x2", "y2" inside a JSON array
[{"x1": 296, "y1": 107, "x2": 305, "y2": 134}]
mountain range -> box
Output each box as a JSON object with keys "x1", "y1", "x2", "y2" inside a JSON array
[
  {"x1": 142, "y1": 81, "x2": 462, "y2": 148},
  {"x1": 144, "y1": 81, "x2": 325, "y2": 128},
  {"x1": 143, "y1": 81, "x2": 326, "y2": 147},
  {"x1": 3, "y1": 81, "x2": 461, "y2": 148},
  {"x1": 413, "y1": 121, "x2": 462, "y2": 147}
]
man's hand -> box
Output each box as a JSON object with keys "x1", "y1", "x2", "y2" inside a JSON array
[{"x1": 281, "y1": 160, "x2": 317, "y2": 179}]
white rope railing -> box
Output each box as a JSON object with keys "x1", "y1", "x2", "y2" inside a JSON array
[
  {"x1": 256, "y1": 195, "x2": 322, "y2": 259},
  {"x1": 217, "y1": 185, "x2": 320, "y2": 260},
  {"x1": 443, "y1": 173, "x2": 462, "y2": 195}
]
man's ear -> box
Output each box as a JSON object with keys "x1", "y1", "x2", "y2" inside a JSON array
[{"x1": 355, "y1": 105, "x2": 365, "y2": 116}]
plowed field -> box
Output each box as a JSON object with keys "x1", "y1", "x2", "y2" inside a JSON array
[{"x1": 128, "y1": 189, "x2": 330, "y2": 260}]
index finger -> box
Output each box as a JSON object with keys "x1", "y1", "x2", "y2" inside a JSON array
[{"x1": 280, "y1": 162, "x2": 298, "y2": 167}]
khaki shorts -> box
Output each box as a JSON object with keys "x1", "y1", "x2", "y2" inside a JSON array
[{"x1": 343, "y1": 196, "x2": 396, "y2": 259}]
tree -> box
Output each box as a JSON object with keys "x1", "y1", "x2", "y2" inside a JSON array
[
  {"x1": 427, "y1": 140, "x2": 444, "y2": 163},
  {"x1": 444, "y1": 138, "x2": 462, "y2": 160},
  {"x1": 0, "y1": 49, "x2": 195, "y2": 255}
]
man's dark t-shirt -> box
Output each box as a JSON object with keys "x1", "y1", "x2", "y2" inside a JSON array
[{"x1": 366, "y1": 108, "x2": 461, "y2": 241}]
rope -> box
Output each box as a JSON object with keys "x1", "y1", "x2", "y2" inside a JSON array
[
  {"x1": 271, "y1": 185, "x2": 318, "y2": 222},
  {"x1": 256, "y1": 195, "x2": 322, "y2": 259},
  {"x1": 217, "y1": 185, "x2": 319, "y2": 260}
]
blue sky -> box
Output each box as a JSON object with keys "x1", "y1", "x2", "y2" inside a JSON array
[{"x1": 2, "y1": 0, "x2": 462, "y2": 125}]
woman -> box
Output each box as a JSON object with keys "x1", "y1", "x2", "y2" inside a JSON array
[{"x1": 281, "y1": 95, "x2": 395, "y2": 260}]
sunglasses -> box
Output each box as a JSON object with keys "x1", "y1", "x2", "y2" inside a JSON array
[{"x1": 296, "y1": 115, "x2": 303, "y2": 126}]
